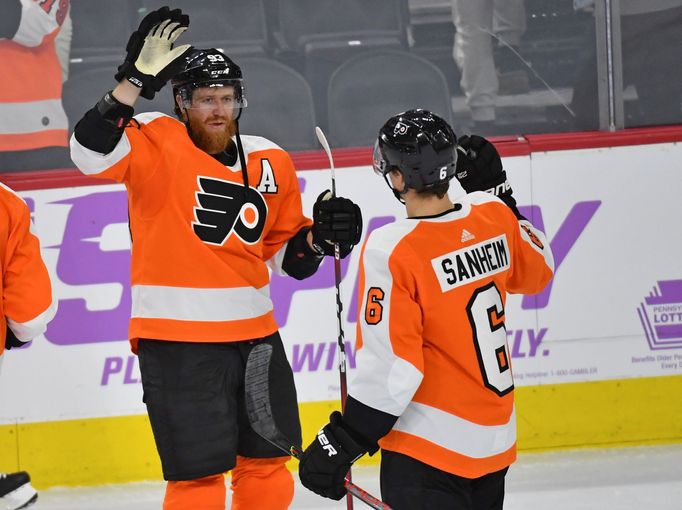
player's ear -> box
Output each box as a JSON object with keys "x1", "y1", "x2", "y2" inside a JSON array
[
  {"x1": 175, "y1": 94, "x2": 187, "y2": 121},
  {"x1": 389, "y1": 168, "x2": 404, "y2": 187}
]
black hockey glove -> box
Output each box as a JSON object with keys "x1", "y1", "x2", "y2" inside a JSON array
[
  {"x1": 114, "y1": 6, "x2": 192, "y2": 100},
  {"x1": 299, "y1": 411, "x2": 368, "y2": 501},
  {"x1": 5, "y1": 326, "x2": 28, "y2": 350},
  {"x1": 455, "y1": 135, "x2": 523, "y2": 217},
  {"x1": 455, "y1": 135, "x2": 510, "y2": 196},
  {"x1": 311, "y1": 190, "x2": 363, "y2": 258}
]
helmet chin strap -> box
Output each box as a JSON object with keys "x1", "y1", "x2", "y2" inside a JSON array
[
  {"x1": 180, "y1": 105, "x2": 193, "y2": 137},
  {"x1": 383, "y1": 173, "x2": 408, "y2": 204},
  {"x1": 234, "y1": 118, "x2": 250, "y2": 206}
]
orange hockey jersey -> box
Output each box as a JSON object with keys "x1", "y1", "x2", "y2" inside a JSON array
[
  {"x1": 0, "y1": 183, "x2": 56, "y2": 357},
  {"x1": 351, "y1": 191, "x2": 554, "y2": 479},
  {"x1": 70, "y1": 113, "x2": 311, "y2": 351}
]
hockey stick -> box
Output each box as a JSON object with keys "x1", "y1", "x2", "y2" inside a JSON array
[
  {"x1": 314, "y1": 126, "x2": 349, "y2": 409},
  {"x1": 244, "y1": 343, "x2": 392, "y2": 510},
  {"x1": 315, "y1": 125, "x2": 355, "y2": 510}
]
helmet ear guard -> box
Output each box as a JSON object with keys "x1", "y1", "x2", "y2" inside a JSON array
[{"x1": 373, "y1": 109, "x2": 458, "y2": 193}]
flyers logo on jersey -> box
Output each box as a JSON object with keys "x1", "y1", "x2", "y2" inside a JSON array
[
  {"x1": 520, "y1": 223, "x2": 544, "y2": 249},
  {"x1": 192, "y1": 177, "x2": 268, "y2": 246}
]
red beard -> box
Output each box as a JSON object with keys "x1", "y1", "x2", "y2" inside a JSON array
[{"x1": 188, "y1": 116, "x2": 236, "y2": 154}]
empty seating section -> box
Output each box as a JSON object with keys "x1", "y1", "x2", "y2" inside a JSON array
[
  {"x1": 139, "y1": 0, "x2": 269, "y2": 57},
  {"x1": 276, "y1": 0, "x2": 409, "y2": 131},
  {"x1": 62, "y1": 67, "x2": 121, "y2": 133},
  {"x1": 276, "y1": 0, "x2": 407, "y2": 51},
  {"x1": 62, "y1": 0, "x2": 622, "y2": 151},
  {"x1": 327, "y1": 50, "x2": 453, "y2": 148},
  {"x1": 70, "y1": 0, "x2": 134, "y2": 63},
  {"x1": 237, "y1": 58, "x2": 317, "y2": 151}
]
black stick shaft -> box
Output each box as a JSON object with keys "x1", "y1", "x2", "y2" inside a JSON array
[{"x1": 329, "y1": 146, "x2": 354, "y2": 510}]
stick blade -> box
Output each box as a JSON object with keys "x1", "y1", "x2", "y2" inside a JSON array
[
  {"x1": 244, "y1": 344, "x2": 277, "y2": 438},
  {"x1": 315, "y1": 126, "x2": 331, "y2": 154},
  {"x1": 245, "y1": 346, "x2": 391, "y2": 508},
  {"x1": 244, "y1": 343, "x2": 301, "y2": 457}
]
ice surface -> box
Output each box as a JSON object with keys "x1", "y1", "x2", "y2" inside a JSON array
[{"x1": 31, "y1": 444, "x2": 682, "y2": 509}]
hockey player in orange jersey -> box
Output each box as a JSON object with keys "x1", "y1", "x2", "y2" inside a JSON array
[
  {"x1": 68, "y1": 7, "x2": 362, "y2": 510},
  {"x1": 298, "y1": 110, "x2": 554, "y2": 509},
  {"x1": 0, "y1": 183, "x2": 57, "y2": 509}
]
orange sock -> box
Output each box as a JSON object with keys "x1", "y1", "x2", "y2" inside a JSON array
[
  {"x1": 164, "y1": 473, "x2": 226, "y2": 510},
  {"x1": 230, "y1": 456, "x2": 294, "y2": 510}
]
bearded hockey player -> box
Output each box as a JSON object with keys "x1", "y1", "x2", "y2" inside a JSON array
[{"x1": 69, "y1": 7, "x2": 362, "y2": 509}]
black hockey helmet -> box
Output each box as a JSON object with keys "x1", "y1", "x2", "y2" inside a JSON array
[
  {"x1": 373, "y1": 109, "x2": 457, "y2": 192},
  {"x1": 171, "y1": 48, "x2": 247, "y2": 117}
]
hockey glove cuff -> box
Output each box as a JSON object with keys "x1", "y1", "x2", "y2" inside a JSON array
[
  {"x1": 281, "y1": 226, "x2": 324, "y2": 280},
  {"x1": 311, "y1": 190, "x2": 363, "y2": 258},
  {"x1": 5, "y1": 326, "x2": 29, "y2": 350},
  {"x1": 298, "y1": 411, "x2": 368, "y2": 501}
]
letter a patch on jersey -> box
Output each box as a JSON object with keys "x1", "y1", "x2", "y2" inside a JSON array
[
  {"x1": 192, "y1": 176, "x2": 268, "y2": 246},
  {"x1": 257, "y1": 159, "x2": 279, "y2": 193}
]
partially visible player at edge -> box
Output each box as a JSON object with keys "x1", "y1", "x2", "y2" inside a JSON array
[
  {"x1": 69, "y1": 7, "x2": 362, "y2": 510},
  {"x1": 298, "y1": 109, "x2": 554, "y2": 510},
  {"x1": 0, "y1": 183, "x2": 58, "y2": 510}
]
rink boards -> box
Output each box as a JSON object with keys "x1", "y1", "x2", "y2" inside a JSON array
[{"x1": 0, "y1": 128, "x2": 681, "y2": 487}]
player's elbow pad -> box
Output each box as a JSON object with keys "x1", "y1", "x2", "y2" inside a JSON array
[{"x1": 73, "y1": 93, "x2": 134, "y2": 155}]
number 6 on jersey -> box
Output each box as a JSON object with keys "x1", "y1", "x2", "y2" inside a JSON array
[
  {"x1": 364, "y1": 287, "x2": 385, "y2": 325},
  {"x1": 466, "y1": 282, "x2": 513, "y2": 396}
]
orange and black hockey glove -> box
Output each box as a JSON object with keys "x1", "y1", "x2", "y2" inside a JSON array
[{"x1": 311, "y1": 190, "x2": 363, "y2": 258}]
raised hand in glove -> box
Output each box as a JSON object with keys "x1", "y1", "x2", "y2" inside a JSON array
[
  {"x1": 455, "y1": 135, "x2": 523, "y2": 217},
  {"x1": 115, "y1": 6, "x2": 192, "y2": 100},
  {"x1": 311, "y1": 190, "x2": 363, "y2": 258},
  {"x1": 299, "y1": 411, "x2": 368, "y2": 500},
  {"x1": 455, "y1": 135, "x2": 510, "y2": 196}
]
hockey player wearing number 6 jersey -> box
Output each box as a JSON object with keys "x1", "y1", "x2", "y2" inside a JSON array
[
  {"x1": 69, "y1": 6, "x2": 362, "y2": 510},
  {"x1": 298, "y1": 109, "x2": 554, "y2": 509}
]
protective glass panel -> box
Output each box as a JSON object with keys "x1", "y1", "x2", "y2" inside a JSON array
[
  {"x1": 619, "y1": 3, "x2": 682, "y2": 128},
  {"x1": 0, "y1": 0, "x2": 679, "y2": 173}
]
